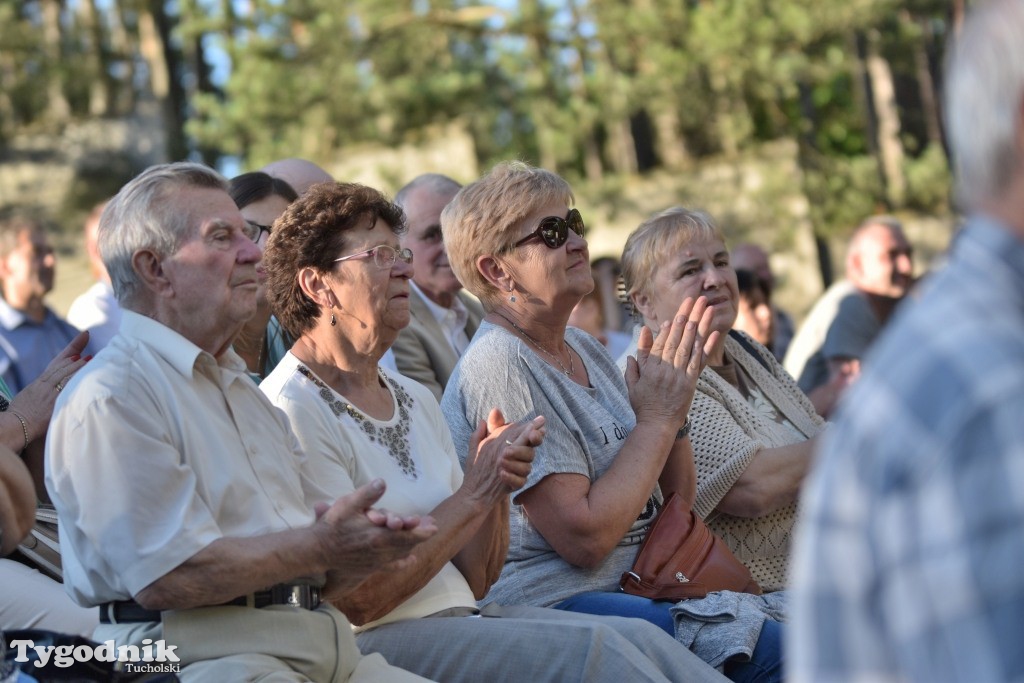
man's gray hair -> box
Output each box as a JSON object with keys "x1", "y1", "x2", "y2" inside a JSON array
[
  {"x1": 944, "y1": 0, "x2": 1024, "y2": 209},
  {"x1": 394, "y1": 173, "x2": 462, "y2": 208},
  {"x1": 99, "y1": 162, "x2": 227, "y2": 308}
]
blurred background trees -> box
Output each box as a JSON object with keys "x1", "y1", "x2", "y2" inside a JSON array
[{"x1": 0, "y1": 0, "x2": 959, "y2": 291}]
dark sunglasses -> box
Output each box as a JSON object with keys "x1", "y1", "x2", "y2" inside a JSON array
[{"x1": 511, "y1": 208, "x2": 586, "y2": 250}]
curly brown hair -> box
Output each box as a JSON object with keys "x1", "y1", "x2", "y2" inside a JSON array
[{"x1": 263, "y1": 181, "x2": 406, "y2": 338}]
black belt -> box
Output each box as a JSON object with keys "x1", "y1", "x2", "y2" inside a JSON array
[{"x1": 100, "y1": 583, "x2": 322, "y2": 623}]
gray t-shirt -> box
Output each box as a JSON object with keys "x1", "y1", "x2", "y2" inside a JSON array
[
  {"x1": 441, "y1": 321, "x2": 660, "y2": 608},
  {"x1": 821, "y1": 291, "x2": 881, "y2": 361}
]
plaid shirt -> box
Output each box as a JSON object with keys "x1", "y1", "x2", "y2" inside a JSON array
[{"x1": 789, "y1": 216, "x2": 1024, "y2": 683}]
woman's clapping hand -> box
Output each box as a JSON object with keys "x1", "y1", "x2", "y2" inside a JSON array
[
  {"x1": 625, "y1": 296, "x2": 718, "y2": 431},
  {"x1": 463, "y1": 409, "x2": 546, "y2": 503}
]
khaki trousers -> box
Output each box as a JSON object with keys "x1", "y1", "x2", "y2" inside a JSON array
[{"x1": 102, "y1": 603, "x2": 432, "y2": 682}]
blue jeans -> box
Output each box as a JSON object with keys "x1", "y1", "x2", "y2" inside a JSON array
[{"x1": 554, "y1": 591, "x2": 783, "y2": 683}]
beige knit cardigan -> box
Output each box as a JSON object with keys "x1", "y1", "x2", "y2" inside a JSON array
[{"x1": 690, "y1": 331, "x2": 826, "y2": 591}]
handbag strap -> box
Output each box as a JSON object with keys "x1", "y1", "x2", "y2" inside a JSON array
[{"x1": 728, "y1": 329, "x2": 772, "y2": 373}]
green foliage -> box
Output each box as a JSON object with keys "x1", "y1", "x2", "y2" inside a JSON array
[
  {"x1": 904, "y1": 143, "x2": 950, "y2": 212},
  {"x1": 0, "y1": 2, "x2": 47, "y2": 136},
  {"x1": 802, "y1": 154, "x2": 885, "y2": 238},
  {"x1": 1, "y1": 0, "x2": 956, "y2": 268}
]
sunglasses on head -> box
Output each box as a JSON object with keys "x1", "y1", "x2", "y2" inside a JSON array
[{"x1": 511, "y1": 208, "x2": 586, "y2": 250}]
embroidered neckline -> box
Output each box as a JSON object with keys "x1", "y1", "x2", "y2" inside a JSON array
[{"x1": 296, "y1": 365, "x2": 418, "y2": 480}]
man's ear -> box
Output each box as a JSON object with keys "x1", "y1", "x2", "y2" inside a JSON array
[
  {"x1": 131, "y1": 249, "x2": 172, "y2": 298},
  {"x1": 846, "y1": 249, "x2": 864, "y2": 283},
  {"x1": 297, "y1": 267, "x2": 335, "y2": 308}
]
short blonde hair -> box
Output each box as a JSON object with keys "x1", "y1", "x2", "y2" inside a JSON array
[
  {"x1": 620, "y1": 207, "x2": 726, "y2": 307},
  {"x1": 441, "y1": 161, "x2": 574, "y2": 303}
]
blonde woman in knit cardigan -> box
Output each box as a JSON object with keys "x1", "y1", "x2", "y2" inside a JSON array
[{"x1": 621, "y1": 207, "x2": 826, "y2": 592}]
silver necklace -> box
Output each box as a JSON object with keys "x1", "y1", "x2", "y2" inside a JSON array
[{"x1": 495, "y1": 312, "x2": 575, "y2": 377}]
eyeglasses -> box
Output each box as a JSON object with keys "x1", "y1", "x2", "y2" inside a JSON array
[
  {"x1": 242, "y1": 220, "x2": 273, "y2": 244},
  {"x1": 333, "y1": 244, "x2": 414, "y2": 269},
  {"x1": 511, "y1": 208, "x2": 586, "y2": 250}
]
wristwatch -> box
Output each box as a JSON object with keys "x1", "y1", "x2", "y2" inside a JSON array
[{"x1": 675, "y1": 416, "x2": 691, "y2": 440}]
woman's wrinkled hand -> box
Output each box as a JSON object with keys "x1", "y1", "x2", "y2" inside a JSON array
[
  {"x1": 463, "y1": 409, "x2": 546, "y2": 504},
  {"x1": 9, "y1": 330, "x2": 91, "y2": 442},
  {"x1": 625, "y1": 296, "x2": 718, "y2": 430}
]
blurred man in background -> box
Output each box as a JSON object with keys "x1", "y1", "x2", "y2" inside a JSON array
[
  {"x1": 68, "y1": 201, "x2": 122, "y2": 349},
  {"x1": 783, "y1": 217, "x2": 913, "y2": 416},
  {"x1": 790, "y1": 1, "x2": 1024, "y2": 679},
  {"x1": 0, "y1": 216, "x2": 94, "y2": 392}
]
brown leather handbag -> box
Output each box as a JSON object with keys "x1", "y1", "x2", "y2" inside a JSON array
[{"x1": 619, "y1": 492, "x2": 761, "y2": 601}]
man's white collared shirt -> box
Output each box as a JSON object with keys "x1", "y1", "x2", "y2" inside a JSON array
[
  {"x1": 46, "y1": 311, "x2": 328, "y2": 606},
  {"x1": 411, "y1": 282, "x2": 470, "y2": 356}
]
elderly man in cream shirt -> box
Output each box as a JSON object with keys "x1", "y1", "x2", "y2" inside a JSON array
[{"x1": 44, "y1": 162, "x2": 436, "y2": 682}]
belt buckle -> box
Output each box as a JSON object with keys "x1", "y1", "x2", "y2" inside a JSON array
[{"x1": 270, "y1": 583, "x2": 321, "y2": 609}]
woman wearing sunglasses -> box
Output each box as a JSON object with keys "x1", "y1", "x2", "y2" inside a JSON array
[
  {"x1": 260, "y1": 180, "x2": 733, "y2": 682},
  {"x1": 439, "y1": 161, "x2": 783, "y2": 682}
]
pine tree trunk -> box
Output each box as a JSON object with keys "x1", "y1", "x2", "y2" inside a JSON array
[
  {"x1": 143, "y1": 0, "x2": 188, "y2": 160},
  {"x1": 708, "y1": 64, "x2": 747, "y2": 156},
  {"x1": 651, "y1": 106, "x2": 690, "y2": 170},
  {"x1": 583, "y1": 134, "x2": 604, "y2": 183},
  {"x1": 137, "y1": 8, "x2": 170, "y2": 99},
  {"x1": 0, "y1": 51, "x2": 14, "y2": 140},
  {"x1": 795, "y1": 81, "x2": 833, "y2": 290},
  {"x1": 42, "y1": 0, "x2": 71, "y2": 124},
  {"x1": 522, "y1": 0, "x2": 561, "y2": 172},
  {"x1": 80, "y1": 0, "x2": 110, "y2": 116},
  {"x1": 865, "y1": 29, "x2": 906, "y2": 207},
  {"x1": 566, "y1": 0, "x2": 603, "y2": 181},
  {"x1": 911, "y1": 16, "x2": 943, "y2": 146},
  {"x1": 606, "y1": 113, "x2": 638, "y2": 175},
  {"x1": 596, "y1": 58, "x2": 637, "y2": 173},
  {"x1": 107, "y1": 0, "x2": 136, "y2": 113},
  {"x1": 851, "y1": 31, "x2": 878, "y2": 159},
  {"x1": 531, "y1": 102, "x2": 559, "y2": 172}
]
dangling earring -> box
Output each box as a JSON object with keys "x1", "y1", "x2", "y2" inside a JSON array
[
  {"x1": 330, "y1": 312, "x2": 337, "y2": 326},
  {"x1": 508, "y1": 285, "x2": 516, "y2": 304}
]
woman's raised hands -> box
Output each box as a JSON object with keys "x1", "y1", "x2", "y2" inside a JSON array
[{"x1": 625, "y1": 296, "x2": 719, "y2": 430}]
